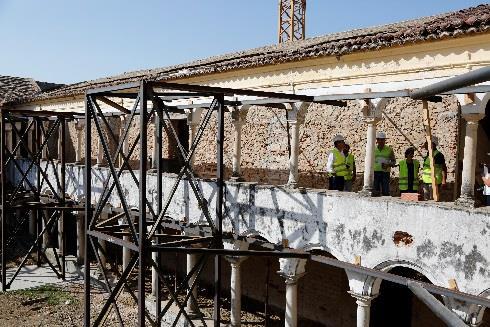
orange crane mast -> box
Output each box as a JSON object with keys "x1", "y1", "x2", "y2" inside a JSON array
[{"x1": 278, "y1": 0, "x2": 306, "y2": 43}]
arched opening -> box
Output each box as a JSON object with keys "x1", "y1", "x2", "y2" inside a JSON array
[{"x1": 371, "y1": 266, "x2": 445, "y2": 327}]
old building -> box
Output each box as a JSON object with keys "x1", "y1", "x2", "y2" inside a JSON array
[{"x1": 2, "y1": 3, "x2": 490, "y2": 327}]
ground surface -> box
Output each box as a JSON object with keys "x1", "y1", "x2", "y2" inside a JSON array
[{"x1": 0, "y1": 280, "x2": 288, "y2": 326}]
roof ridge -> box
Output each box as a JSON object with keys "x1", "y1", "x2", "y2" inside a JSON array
[{"x1": 6, "y1": 3, "x2": 490, "y2": 105}]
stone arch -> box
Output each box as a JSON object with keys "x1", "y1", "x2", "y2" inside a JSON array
[
  {"x1": 369, "y1": 261, "x2": 447, "y2": 327},
  {"x1": 238, "y1": 229, "x2": 273, "y2": 244},
  {"x1": 366, "y1": 259, "x2": 444, "y2": 296},
  {"x1": 300, "y1": 243, "x2": 346, "y2": 263}
]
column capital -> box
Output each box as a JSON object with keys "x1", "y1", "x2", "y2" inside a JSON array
[
  {"x1": 185, "y1": 107, "x2": 204, "y2": 126},
  {"x1": 278, "y1": 257, "x2": 307, "y2": 282},
  {"x1": 285, "y1": 101, "x2": 310, "y2": 124},
  {"x1": 457, "y1": 92, "x2": 488, "y2": 119},
  {"x1": 75, "y1": 119, "x2": 85, "y2": 130},
  {"x1": 348, "y1": 291, "x2": 378, "y2": 306},
  {"x1": 359, "y1": 97, "x2": 387, "y2": 123},
  {"x1": 230, "y1": 105, "x2": 250, "y2": 124},
  {"x1": 225, "y1": 255, "x2": 248, "y2": 267}
]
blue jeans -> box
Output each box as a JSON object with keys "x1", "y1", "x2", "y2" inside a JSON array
[{"x1": 374, "y1": 171, "x2": 390, "y2": 196}]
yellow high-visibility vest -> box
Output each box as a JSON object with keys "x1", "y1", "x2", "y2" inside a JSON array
[
  {"x1": 374, "y1": 146, "x2": 393, "y2": 172},
  {"x1": 399, "y1": 159, "x2": 419, "y2": 191},
  {"x1": 422, "y1": 150, "x2": 443, "y2": 184},
  {"x1": 345, "y1": 153, "x2": 355, "y2": 181},
  {"x1": 332, "y1": 148, "x2": 348, "y2": 177}
]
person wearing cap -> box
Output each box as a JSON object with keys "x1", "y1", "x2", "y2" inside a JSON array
[
  {"x1": 326, "y1": 134, "x2": 347, "y2": 191},
  {"x1": 481, "y1": 153, "x2": 490, "y2": 206},
  {"x1": 398, "y1": 147, "x2": 420, "y2": 193},
  {"x1": 422, "y1": 136, "x2": 447, "y2": 200},
  {"x1": 343, "y1": 143, "x2": 356, "y2": 192},
  {"x1": 374, "y1": 131, "x2": 395, "y2": 196}
]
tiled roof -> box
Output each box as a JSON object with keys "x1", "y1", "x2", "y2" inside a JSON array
[
  {"x1": 0, "y1": 75, "x2": 63, "y2": 105},
  {"x1": 6, "y1": 4, "x2": 490, "y2": 105}
]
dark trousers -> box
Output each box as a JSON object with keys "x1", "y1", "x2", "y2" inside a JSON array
[
  {"x1": 374, "y1": 171, "x2": 390, "y2": 196},
  {"x1": 329, "y1": 176, "x2": 345, "y2": 191},
  {"x1": 485, "y1": 195, "x2": 490, "y2": 206}
]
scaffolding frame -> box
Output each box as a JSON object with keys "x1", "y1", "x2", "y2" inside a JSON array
[
  {"x1": 83, "y1": 81, "x2": 314, "y2": 327},
  {"x1": 0, "y1": 108, "x2": 83, "y2": 291}
]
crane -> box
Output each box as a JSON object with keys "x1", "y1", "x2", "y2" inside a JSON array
[{"x1": 278, "y1": 0, "x2": 306, "y2": 43}]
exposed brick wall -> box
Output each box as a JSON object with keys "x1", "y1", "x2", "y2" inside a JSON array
[
  {"x1": 190, "y1": 96, "x2": 463, "y2": 200},
  {"x1": 60, "y1": 95, "x2": 490, "y2": 202}
]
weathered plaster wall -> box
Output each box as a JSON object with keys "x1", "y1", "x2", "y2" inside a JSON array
[{"x1": 29, "y1": 163, "x2": 490, "y2": 298}]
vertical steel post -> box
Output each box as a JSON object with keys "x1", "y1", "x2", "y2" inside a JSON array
[
  {"x1": 138, "y1": 81, "x2": 148, "y2": 327},
  {"x1": 213, "y1": 94, "x2": 225, "y2": 327},
  {"x1": 36, "y1": 118, "x2": 42, "y2": 267},
  {"x1": 84, "y1": 96, "x2": 92, "y2": 327},
  {"x1": 0, "y1": 111, "x2": 7, "y2": 291},
  {"x1": 60, "y1": 118, "x2": 66, "y2": 279},
  {"x1": 155, "y1": 91, "x2": 163, "y2": 325}
]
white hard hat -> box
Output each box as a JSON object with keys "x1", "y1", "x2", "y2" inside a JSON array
[
  {"x1": 376, "y1": 131, "x2": 387, "y2": 139},
  {"x1": 431, "y1": 136, "x2": 439, "y2": 146},
  {"x1": 333, "y1": 134, "x2": 345, "y2": 142}
]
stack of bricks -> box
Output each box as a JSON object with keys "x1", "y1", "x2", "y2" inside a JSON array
[{"x1": 400, "y1": 193, "x2": 422, "y2": 201}]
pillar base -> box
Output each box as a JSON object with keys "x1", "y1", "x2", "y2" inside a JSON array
[
  {"x1": 455, "y1": 195, "x2": 477, "y2": 208},
  {"x1": 358, "y1": 188, "x2": 374, "y2": 197},
  {"x1": 229, "y1": 175, "x2": 244, "y2": 182},
  {"x1": 286, "y1": 181, "x2": 299, "y2": 189}
]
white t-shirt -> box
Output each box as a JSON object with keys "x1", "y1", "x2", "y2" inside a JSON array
[{"x1": 483, "y1": 165, "x2": 490, "y2": 196}]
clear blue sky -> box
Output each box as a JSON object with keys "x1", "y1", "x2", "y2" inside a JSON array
[{"x1": 0, "y1": 0, "x2": 485, "y2": 84}]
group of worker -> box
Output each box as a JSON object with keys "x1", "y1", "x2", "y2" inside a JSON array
[{"x1": 326, "y1": 132, "x2": 447, "y2": 199}]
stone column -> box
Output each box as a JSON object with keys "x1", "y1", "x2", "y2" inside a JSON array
[
  {"x1": 186, "y1": 254, "x2": 199, "y2": 315},
  {"x1": 5, "y1": 123, "x2": 12, "y2": 154},
  {"x1": 42, "y1": 209, "x2": 50, "y2": 248},
  {"x1": 455, "y1": 93, "x2": 487, "y2": 207},
  {"x1": 98, "y1": 211, "x2": 108, "y2": 268},
  {"x1": 458, "y1": 116, "x2": 482, "y2": 205},
  {"x1": 185, "y1": 108, "x2": 203, "y2": 168},
  {"x1": 225, "y1": 256, "x2": 248, "y2": 326},
  {"x1": 359, "y1": 98, "x2": 385, "y2": 196},
  {"x1": 122, "y1": 234, "x2": 131, "y2": 270},
  {"x1": 285, "y1": 102, "x2": 309, "y2": 188},
  {"x1": 349, "y1": 292, "x2": 377, "y2": 327},
  {"x1": 151, "y1": 115, "x2": 158, "y2": 170},
  {"x1": 75, "y1": 120, "x2": 85, "y2": 164},
  {"x1": 96, "y1": 138, "x2": 105, "y2": 166},
  {"x1": 41, "y1": 122, "x2": 48, "y2": 160},
  {"x1": 29, "y1": 209, "x2": 36, "y2": 236},
  {"x1": 152, "y1": 240, "x2": 158, "y2": 297},
  {"x1": 14, "y1": 122, "x2": 22, "y2": 158},
  {"x1": 119, "y1": 115, "x2": 129, "y2": 168},
  {"x1": 27, "y1": 118, "x2": 34, "y2": 155},
  {"x1": 76, "y1": 211, "x2": 85, "y2": 264},
  {"x1": 230, "y1": 106, "x2": 249, "y2": 181},
  {"x1": 279, "y1": 258, "x2": 306, "y2": 327},
  {"x1": 57, "y1": 121, "x2": 64, "y2": 162}
]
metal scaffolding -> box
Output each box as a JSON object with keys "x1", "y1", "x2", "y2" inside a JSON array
[
  {"x1": 0, "y1": 67, "x2": 488, "y2": 326},
  {"x1": 0, "y1": 108, "x2": 83, "y2": 291},
  {"x1": 83, "y1": 81, "x2": 314, "y2": 327}
]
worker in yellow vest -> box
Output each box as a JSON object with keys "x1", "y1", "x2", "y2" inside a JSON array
[
  {"x1": 343, "y1": 143, "x2": 356, "y2": 192},
  {"x1": 398, "y1": 147, "x2": 419, "y2": 193},
  {"x1": 422, "y1": 136, "x2": 447, "y2": 200},
  {"x1": 326, "y1": 134, "x2": 347, "y2": 191},
  {"x1": 374, "y1": 132, "x2": 395, "y2": 196}
]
